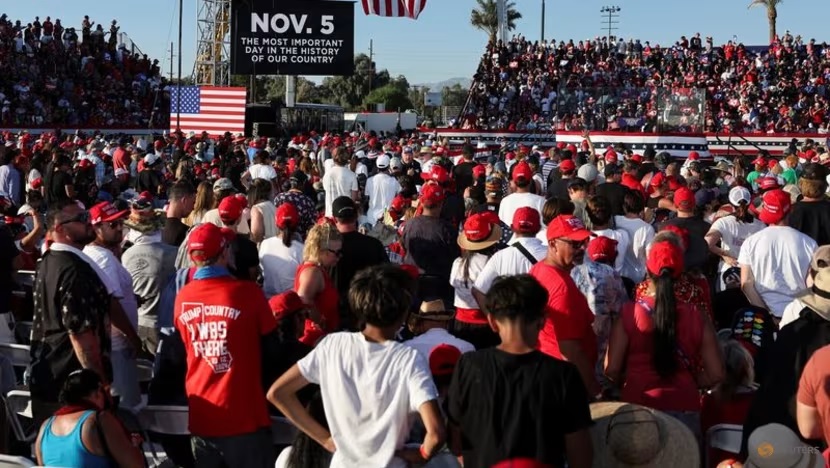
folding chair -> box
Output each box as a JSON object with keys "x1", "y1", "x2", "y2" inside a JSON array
[
  {"x1": 3, "y1": 390, "x2": 36, "y2": 443},
  {"x1": 271, "y1": 416, "x2": 298, "y2": 446},
  {"x1": 137, "y1": 405, "x2": 190, "y2": 467},
  {"x1": 0, "y1": 454, "x2": 35, "y2": 468},
  {"x1": 136, "y1": 359, "x2": 154, "y2": 384},
  {"x1": 705, "y1": 423, "x2": 743, "y2": 468},
  {"x1": 0, "y1": 343, "x2": 30, "y2": 369}
]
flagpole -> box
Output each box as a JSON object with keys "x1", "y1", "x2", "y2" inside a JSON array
[{"x1": 176, "y1": 0, "x2": 183, "y2": 132}]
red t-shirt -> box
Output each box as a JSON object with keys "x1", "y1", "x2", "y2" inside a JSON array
[
  {"x1": 798, "y1": 344, "x2": 830, "y2": 446},
  {"x1": 112, "y1": 147, "x2": 130, "y2": 172},
  {"x1": 619, "y1": 298, "x2": 704, "y2": 412},
  {"x1": 529, "y1": 262, "x2": 596, "y2": 363},
  {"x1": 173, "y1": 276, "x2": 277, "y2": 437}
]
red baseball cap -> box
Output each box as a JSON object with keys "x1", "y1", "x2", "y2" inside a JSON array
[
  {"x1": 511, "y1": 207, "x2": 541, "y2": 234},
  {"x1": 673, "y1": 187, "x2": 696, "y2": 212},
  {"x1": 511, "y1": 161, "x2": 533, "y2": 182},
  {"x1": 268, "y1": 290, "x2": 306, "y2": 323},
  {"x1": 546, "y1": 214, "x2": 591, "y2": 242},
  {"x1": 752, "y1": 156, "x2": 767, "y2": 166},
  {"x1": 667, "y1": 176, "x2": 684, "y2": 192},
  {"x1": 30, "y1": 177, "x2": 43, "y2": 190},
  {"x1": 660, "y1": 224, "x2": 690, "y2": 249},
  {"x1": 757, "y1": 177, "x2": 780, "y2": 191},
  {"x1": 429, "y1": 344, "x2": 462, "y2": 377},
  {"x1": 605, "y1": 151, "x2": 618, "y2": 164},
  {"x1": 767, "y1": 159, "x2": 779, "y2": 170},
  {"x1": 559, "y1": 159, "x2": 576, "y2": 173},
  {"x1": 650, "y1": 172, "x2": 666, "y2": 187},
  {"x1": 566, "y1": 144, "x2": 578, "y2": 155},
  {"x1": 647, "y1": 240, "x2": 684, "y2": 278},
  {"x1": 472, "y1": 164, "x2": 486, "y2": 179},
  {"x1": 187, "y1": 223, "x2": 235, "y2": 262},
  {"x1": 421, "y1": 165, "x2": 450, "y2": 184},
  {"x1": 588, "y1": 236, "x2": 618, "y2": 263},
  {"x1": 89, "y1": 201, "x2": 128, "y2": 226},
  {"x1": 275, "y1": 202, "x2": 299, "y2": 230},
  {"x1": 78, "y1": 158, "x2": 94, "y2": 169},
  {"x1": 758, "y1": 189, "x2": 791, "y2": 225},
  {"x1": 629, "y1": 154, "x2": 643, "y2": 164},
  {"x1": 556, "y1": 141, "x2": 567, "y2": 150},
  {"x1": 218, "y1": 194, "x2": 246, "y2": 223},
  {"x1": 687, "y1": 151, "x2": 700, "y2": 161},
  {"x1": 420, "y1": 182, "x2": 446, "y2": 206}
]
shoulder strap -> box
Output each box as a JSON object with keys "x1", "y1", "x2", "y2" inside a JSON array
[
  {"x1": 512, "y1": 241, "x2": 538, "y2": 265},
  {"x1": 93, "y1": 411, "x2": 114, "y2": 463}
]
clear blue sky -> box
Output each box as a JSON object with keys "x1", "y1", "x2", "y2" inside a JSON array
[{"x1": 5, "y1": 0, "x2": 829, "y2": 87}]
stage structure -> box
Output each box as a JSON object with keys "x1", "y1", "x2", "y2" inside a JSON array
[{"x1": 195, "y1": 0, "x2": 232, "y2": 86}]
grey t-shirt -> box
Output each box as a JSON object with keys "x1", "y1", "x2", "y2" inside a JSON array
[{"x1": 122, "y1": 239, "x2": 178, "y2": 328}]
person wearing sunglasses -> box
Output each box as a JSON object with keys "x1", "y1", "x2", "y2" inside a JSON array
[
  {"x1": 82, "y1": 201, "x2": 142, "y2": 411},
  {"x1": 530, "y1": 214, "x2": 603, "y2": 400},
  {"x1": 294, "y1": 222, "x2": 343, "y2": 346}
]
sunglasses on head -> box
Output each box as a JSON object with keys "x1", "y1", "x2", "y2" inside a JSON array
[{"x1": 59, "y1": 211, "x2": 91, "y2": 226}]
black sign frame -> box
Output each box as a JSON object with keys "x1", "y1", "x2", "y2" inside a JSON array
[{"x1": 231, "y1": 0, "x2": 355, "y2": 76}]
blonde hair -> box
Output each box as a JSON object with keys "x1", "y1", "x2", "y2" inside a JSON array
[
  {"x1": 303, "y1": 222, "x2": 343, "y2": 263},
  {"x1": 185, "y1": 181, "x2": 214, "y2": 226}
]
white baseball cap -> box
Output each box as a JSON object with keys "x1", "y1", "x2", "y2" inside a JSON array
[
  {"x1": 728, "y1": 186, "x2": 751, "y2": 206},
  {"x1": 376, "y1": 154, "x2": 391, "y2": 169},
  {"x1": 143, "y1": 153, "x2": 160, "y2": 166}
]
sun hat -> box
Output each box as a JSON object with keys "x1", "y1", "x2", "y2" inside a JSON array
[
  {"x1": 795, "y1": 268, "x2": 830, "y2": 320},
  {"x1": 809, "y1": 245, "x2": 830, "y2": 272},
  {"x1": 414, "y1": 299, "x2": 454, "y2": 321},
  {"x1": 744, "y1": 423, "x2": 824, "y2": 468},
  {"x1": 728, "y1": 186, "x2": 752, "y2": 206},
  {"x1": 589, "y1": 402, "x2": 700, "y2": 468},
  {"x1": 458, "y1": 212, "x2": 502, "y2": 251}
]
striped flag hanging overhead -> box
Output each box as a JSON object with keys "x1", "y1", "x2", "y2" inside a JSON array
[
  {"x1": 169, "y1": 86, "x2": 247, "y2": 136},
  {"x1": 361, "y1": 0, "x2": 428, "y2": 19}
]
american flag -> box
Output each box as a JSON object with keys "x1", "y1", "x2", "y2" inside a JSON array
[
  {"x1": 169, "y1": 86, "x2": 247, "y2": 135},
  {"x1": 361, "y1": 0, "x2": 428, "y2": 19}
]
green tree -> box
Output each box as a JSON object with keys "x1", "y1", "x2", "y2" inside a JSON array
[
  {"x1": 470, "y1": 0, "x2": 522, "y2": 43},
  {"x1": 748, "y1": 0, "x2": 783, "y2": 44},
  {"x1": 442, "y1": 83, "x2": 469, "y2": 107},
  {"x1": 363, "y1": 84, "x2": 414, "y2": 112}
]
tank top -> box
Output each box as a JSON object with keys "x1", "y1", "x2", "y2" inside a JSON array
[
  {"x1": 254, "y1": 201, "x2": 278, "y2": 240},
  {"x1": 295, "y1": 262, "x2": 339, "y2": 341},
  {"x1": 40, "y1": 410, "x2": 112, "y2": 468}
]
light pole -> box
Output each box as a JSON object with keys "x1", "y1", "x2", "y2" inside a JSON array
[
  {"x1": 541, "y1": 0, "x2": 545, "y2": 42},
  {"x1": 176, "y1": 0, "x2": 183, "y2": 132},
  {"x1": 600, "y1": 6, "x2": 621, "y2": 40}
]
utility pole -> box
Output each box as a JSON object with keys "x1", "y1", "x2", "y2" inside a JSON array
[
  {"x1": 168, "y1": 42, "x2": 174, "y2": 82},
  {"x1": 368, "y1": 40, "x2": 374, "y2": 94},
  {"x1": 176, "y1": 0, "x2": 183, "y2": 132},
  {"x1": 541, "y1": 0, "x2": 545, "y2": 42},
  {"x1": 600, "y1": 6, "x2": 621, "y2": 40}
]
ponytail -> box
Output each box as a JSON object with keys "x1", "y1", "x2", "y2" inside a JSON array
[
  {"x1": 734, "y1": 201, "x2": 752, "y2": 223},
  {"x1": 652, "y1": 270, "x2": 678, "y2": 378},
  {"x1": 281, "y1": 225, "x2": 295, "y2": 247}
]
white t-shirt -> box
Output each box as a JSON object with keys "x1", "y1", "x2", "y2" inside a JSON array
[
  {"x1": 259, "y1": 237, "x2": 304, "y2": 298},
  {"x1": 780, "y1": 298, "x2": 808, "y2": 328},
  {"x1": 497, "y1": 192, "x2": 546, "y2": 226},
  {"x1": 366, "y1": 173, "x2": 402, "y2": 222},
  {"x1": 247, "y1": 163, "x2": 277, "y2": 181},
  {"x1": 450, "y1": 253, "x2": 489, "y2": 309},
  {"x1": 708, "y1": 216, "x2": 766, "y2": 288},
  {"x1": 322, "y1": 166, "x2": 358, "y2": 217},
  {"x1": 297, "y1": 332, "x2": 438, "y2": 468},
  {"x1": 202, "y1": 207, "x2": 251, "y2": 235},
  {"x1": 613, "y1": 215, "x2": 655, "y2": 283},
  {"x1": 737, "y1": 226, "x2": 817, "y2": 318},
  {"x1": 474, "y1": 237, "x2": 547, "y2": 294},
  {"x1": 83, "y1": 245, "x2": 138, "y2": 351},
  {"x1": 592, "y1": 227, "x2": 631, "y2": 274},
  {"x1": 404, "y1": 328, "x2": 475, "y2": 359}
]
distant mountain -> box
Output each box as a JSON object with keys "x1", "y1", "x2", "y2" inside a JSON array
[{"x1": 415, "y1": 77, "x2": 472, "y2": 91}]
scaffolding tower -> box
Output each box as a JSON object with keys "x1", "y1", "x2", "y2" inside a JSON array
[{"x1": 195, "y1": 0, "x2": 232, "y2": 86}]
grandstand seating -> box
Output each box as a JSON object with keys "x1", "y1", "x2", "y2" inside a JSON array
[
  {"x1": 462, "y1": 33, "x2": 830, "y2": 134},
  {"x1": 0, "y1": 14, "x2": 168, "y2": 129}
]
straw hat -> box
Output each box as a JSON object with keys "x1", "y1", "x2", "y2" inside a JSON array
[
  {"x1": 414, "y1": 300, "x2": 454, "y2": 321},
  {"x1": 744, "y1": 423, "x2": 824, "y2": 468},
  {"x1": 796, "y1": 268, "x2": 830, "y2": 320},
  {"x1": 589, "y1": 402, "x2": 700, "y2": 468}
]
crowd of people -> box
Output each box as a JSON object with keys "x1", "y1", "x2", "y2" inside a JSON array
[
  {"x1": 0, "y1": 14, "x2": 167, "y2": 129},
  {"x1": 1, "y1": 127, "x2": 830, "y2": 468},
  {"x1": 464, "y1": 32, "x2": 830, "y2": 134}
]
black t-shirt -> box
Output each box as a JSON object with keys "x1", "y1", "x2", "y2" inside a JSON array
[
  {"x1": 30, "y1": 250, "x2": 111, "y2": 407},
  {"x1": 162, "y1": 217, "x2": 189, "y2": 247},
  {"x1": 0, "y1": 226, "x2": 19, "y2": 317},
  {"x1": 712, "y1": 288, "x2": 752, "y2": 330},
  {"x1": 637, "y1": 162, "x2": 657, "y2": 180},
  {"x1": 547, "y1": 177, "x2": 570, "y2": 201},
  {"x1": 789, "y1": 199, "x2": 830, "y2": 246},
  {"x1": 448, "y1": 349, "x2": 593, "y2": 467},
  {"x1": 48, "y1": 171, "x2": 72, "y2": 204},
  {"x1": 335, "y1": 231, "x2": 388, "y2": 294},
  {"x1": 453, "y1": 160, "x2": 476, "y2": 195},
  {"x1": 403, "y1": 215, "x2": 460, "y2": 279},
  {"x1": 229, "y1": 236, "x2": 259, "y2": 281},
  {"x1": 441, "y1": 193, "x2": 466, "y2": 230},
  {"x1": 402, "y1": 159, "x2": 422, "y2": 180},
  {"x1": 659, "y1": 215, "x2": 712, "y2": 272},
  {"x1": 137, "y1": 169, "x2": 162, "y2": 195},
  {"x1": 594, "y1": 182, "x2": 628, "y2": 216}
]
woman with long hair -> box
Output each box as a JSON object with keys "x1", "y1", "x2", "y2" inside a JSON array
[
  {"x1": 34, "y1": 369, "x2": 144, "y2": 468},
  {"x1": 275, "y1": 392, "x2": 330, "y2": 468},
  {"x1": 605, "y1": 232, "x2": 724, "y2": 439},
  {"x1": 294, "y1": 222, "x2": 342, "y2": 345},
  {"x1": 249, "y1": 178, "x2": 277, "y2": 243},
  {"x1": 260, "y1": 203, "x2": 305, "y2": 298},
  {"x1": 705, "y1": 186, "x2": 765, "y2": 291},
  {"x1": 450, "y1": 212, "x2": 502, "y2": 349},
  {"x1": 185, "y1": 181, "x2": 214, "y2": 226}
]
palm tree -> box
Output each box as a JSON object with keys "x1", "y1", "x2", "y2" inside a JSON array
[
  {"x1": 747, "y1": 0, "x2": 783, "y2": 44},
  {"x1": 470, "y1": 0, "x2": 522, "y2": 44}
]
